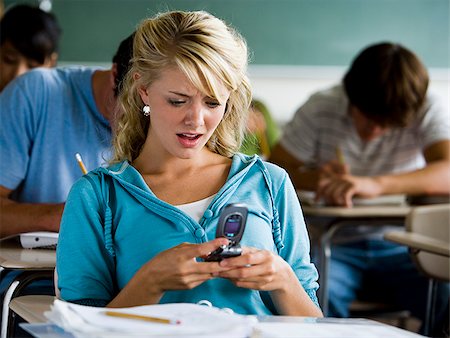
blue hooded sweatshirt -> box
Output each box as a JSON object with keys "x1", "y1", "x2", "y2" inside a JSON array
[{"x1": 57, "y1": 154, "x2": 319, "y2": 315}]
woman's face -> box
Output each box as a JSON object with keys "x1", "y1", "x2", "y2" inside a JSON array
[
  {"x1": 138, "y1": 66, "x2": 230, "y2": 159},
  {"x1": 0, "y1": 40, "x2": 57, "y2": 92}
]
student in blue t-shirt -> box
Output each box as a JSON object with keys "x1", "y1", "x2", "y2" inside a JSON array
[
  {"x1": 0, "y1": 33, "x2": 133, "y2": 239},
  {"x1": 57, "y1": 10, "x2": 322, "y2": 317},
  {"x1": 0, "y1": 34, "x2": 134, "y2": 317}
]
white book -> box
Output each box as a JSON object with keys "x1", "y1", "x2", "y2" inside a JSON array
[{"x1": 19, "y1": 232, "x2": 58, "y2": 249}]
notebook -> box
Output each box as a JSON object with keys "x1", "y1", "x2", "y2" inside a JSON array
[{"x1": 19, "y1": 232, "x2": 59, "y2": 249}]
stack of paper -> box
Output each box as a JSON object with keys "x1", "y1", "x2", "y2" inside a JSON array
[{"x1": 45, "y1": 299, "x2": 257, "y2": 338}]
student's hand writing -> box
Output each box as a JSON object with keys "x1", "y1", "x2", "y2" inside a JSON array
[
  {"x1": 319, "y1": 160, "x2": 350, "y2": 177},
  {"x1": 215, "y1": 247, "x2": 294, "y2": 292},
  {"x1": 316, "y1": 175, "x2": 383, "y2": 207}
]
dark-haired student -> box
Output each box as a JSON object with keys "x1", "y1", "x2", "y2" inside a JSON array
[
  {"x1": 269, "y1": 42, "x2": 450, "y2": 335},
  {"x1": 0, "y1": 33, "x2": 134, "y2": 320},
  {"x1": 0, "y1": 4, "x2": 61, "y2": 92},
  {"x1": 0, "y1": 33, "x2": 133, "y2": 239}
]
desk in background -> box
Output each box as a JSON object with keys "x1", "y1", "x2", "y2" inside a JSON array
[
  {"x1": 0, "y1": 238, "x2": 56, "y2": 338},
  {"x1": 301, "y1": 201, "x2": 411, "y2": 316}
]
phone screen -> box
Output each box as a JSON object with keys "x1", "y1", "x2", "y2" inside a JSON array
[{"x1": 224, "y1": 214, "x2": 242, "y2": 238}]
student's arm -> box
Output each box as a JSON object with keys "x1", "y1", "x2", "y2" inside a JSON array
[
  {"x1": 0, "y1": 185, "x2": 63, "y2": 238},
  {"x1": 316, "y1": 140, "x2": 450, "y2": 206},
  {"x1": 355, "y1": 140, "x2": 450, "y2": 196},
  {"x1": 269, "y1": 143, "x2": 321, "y2": 191}
]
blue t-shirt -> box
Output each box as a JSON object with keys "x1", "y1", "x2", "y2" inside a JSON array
[{"x1": 0, "y1": 66, "x2": 112, "y2": 203}]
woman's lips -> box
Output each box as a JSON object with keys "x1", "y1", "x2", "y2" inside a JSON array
[{"x1": 176, "y1": 133, "x2": 202, "y2": 147}]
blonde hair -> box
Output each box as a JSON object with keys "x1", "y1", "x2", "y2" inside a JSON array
[{"x1": 111, "y1": 10, "x2": 252, "y2": 163}]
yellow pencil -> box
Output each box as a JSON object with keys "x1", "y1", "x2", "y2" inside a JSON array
[
  {"x1": 335, "y1": 146, "x2": 346, "y2": 165},
  {"x1": 75, "y1": 153, "x2": 88, "y2": 175},
  {"x1": 103, "y1": 311, "x2": 181, "y2": 324}
]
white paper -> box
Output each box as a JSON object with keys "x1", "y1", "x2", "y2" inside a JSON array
[{"x1": 45, "y1": 299, "x2": 257, "y2": 338}]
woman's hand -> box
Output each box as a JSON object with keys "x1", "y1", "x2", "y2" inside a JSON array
[
  {"x1": 216, "y1": 247, "x2": 323, "y2": 317},
  {"x1": 215, "y1": 247, "x2": 292, "y2": 291},
  {"x1": 108, "y1": 237, "x2": 232, "y2": 308},
  {"x1": 140, "y1": 238, "x2": 232, "y2": 292}
]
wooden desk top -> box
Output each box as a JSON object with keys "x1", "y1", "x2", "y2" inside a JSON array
[
  {"x1": 0, "y1": 238, "x2": 56, "y2": 270},
  {"x1": 302, "y1": 204, "x2": 411, "y2": 218},
  {"x1": 298, "y1": 190, "x2": 411, "y2": 218},
  {"x1": 10, "y1": 295, "x2": 56, "y2": 323}
]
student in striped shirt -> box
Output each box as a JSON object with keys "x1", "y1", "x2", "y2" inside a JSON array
[{"x1": 270, "y1": 42, "x2": 449, "y2": 336}]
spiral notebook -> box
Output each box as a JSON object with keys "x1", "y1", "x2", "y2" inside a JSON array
[{"x1": 19, "y1": 232, "x2": 59, "y2": 249}]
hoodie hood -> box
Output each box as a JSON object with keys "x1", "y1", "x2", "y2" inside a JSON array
[{"x1": 88, "y1": 153, "x2": 283, "y2": 257}]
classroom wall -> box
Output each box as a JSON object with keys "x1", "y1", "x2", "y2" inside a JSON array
[{"x1": 4, "y1": 0, "x2": 450, "y2": 124}]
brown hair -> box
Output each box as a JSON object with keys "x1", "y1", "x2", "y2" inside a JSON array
[{"x1": 343, "y1": 42, "x2": 429, "y2": 127}]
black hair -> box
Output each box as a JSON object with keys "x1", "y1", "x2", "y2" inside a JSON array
[
  {"x1": 0, "y1": 4, "x2": 62, "y2": 64},
  {"x1": 343, "y1": 42, "x2": 428, "y2": 127},
  {"x1": 112, "y1": 33, "x2": 135, "y2": 97}
]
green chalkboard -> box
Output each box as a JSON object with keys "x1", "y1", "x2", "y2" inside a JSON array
[{"x1": 4, "y1": 0, "x2": 449, "y2": 68}]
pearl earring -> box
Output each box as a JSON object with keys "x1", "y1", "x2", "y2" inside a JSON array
[{"x1": 143, "y1": 105, "x2": 151, "y2": 116}]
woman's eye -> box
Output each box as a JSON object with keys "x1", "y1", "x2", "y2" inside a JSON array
[
  {"x1": 169, "y1": 99, "x2": 185, "y2": 106},
  {"x1": 206, "y1": 101, "x2": 220, "y2": 108}
]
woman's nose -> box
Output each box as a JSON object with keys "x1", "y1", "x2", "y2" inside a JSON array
[{"x1": 184, "y1": 102, "x2": 205, "y2": 127}]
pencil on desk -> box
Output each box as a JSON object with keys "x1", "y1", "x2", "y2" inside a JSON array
[
  {"x1": 75, "y1": 153, "x2": 88, "y2": 175},
  {"x1": 335, "y1": 146, "x2": 346, "y2": 165},
  {"x1": 103, "y1": 311, "x2": 181, "y2": 325}
]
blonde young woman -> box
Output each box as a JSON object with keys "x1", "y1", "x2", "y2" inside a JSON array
[{"x1": 57, "y1": 10, "x2": 322, "y2": 317}]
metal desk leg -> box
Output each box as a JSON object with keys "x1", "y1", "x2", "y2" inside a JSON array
[
  {"x1": 317, "y1": 218, "x2": 406, "y2": 317},
  {"x1": 423, "y1": 278, "x2": 437, "y2": 337},
  {"x1": 1, "y1": 270, "x2": 53, "y2": 338},
  {"x1": 319, "y1": 222, "x2": 347, "y2": 316}
]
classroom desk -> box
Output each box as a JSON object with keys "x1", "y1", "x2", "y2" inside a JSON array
[
  {"x1": 16, "y1": 296, "x2": 425, "y2": 338},
  {"x1": 301, "y1": 203, "x2": 411, "y2": 316},
  {"x1": 0, "y1": 238, "x2": 55, "y2": 338}
]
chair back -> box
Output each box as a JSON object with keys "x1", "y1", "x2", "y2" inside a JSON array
[{"x1": 405, "y1": 204, "x2": 450, "y2": 281}]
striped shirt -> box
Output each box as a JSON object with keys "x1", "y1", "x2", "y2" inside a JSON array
[{"x1": 281, "y1": 84, "x2": 450, "y2": 177}]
